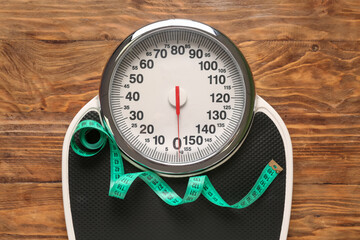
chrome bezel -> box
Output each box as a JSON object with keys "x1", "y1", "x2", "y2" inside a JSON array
[{"x1": 100, "y1": 19, "x2": 255, "y2": 177}]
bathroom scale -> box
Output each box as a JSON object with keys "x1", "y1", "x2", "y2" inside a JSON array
[{"x1": 62, "y1": 19, "x2": 293, "y2": 240}]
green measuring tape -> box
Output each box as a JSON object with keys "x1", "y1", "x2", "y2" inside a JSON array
[{"x1": 71, "y1": 119, "x2": 283, "y2": 208}]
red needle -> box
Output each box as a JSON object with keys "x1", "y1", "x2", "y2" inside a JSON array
[{"x1": 175, "y1": 86, "x2": 180, "y2": 158}]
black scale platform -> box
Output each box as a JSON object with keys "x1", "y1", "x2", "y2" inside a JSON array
[{"x1": 68, "y1": 111, "x2": 286, "y2": 240}]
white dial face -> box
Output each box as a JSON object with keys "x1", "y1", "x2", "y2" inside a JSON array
[{"x1": 109, "y1": 28, "x2": 246, "y2": 166}]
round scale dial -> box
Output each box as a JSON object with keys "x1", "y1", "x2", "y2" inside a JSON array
[{"x1": 100, "y1": 20, "x2": 255, "y2": 176}]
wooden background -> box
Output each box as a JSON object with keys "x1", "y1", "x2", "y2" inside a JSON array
[{"x1": 0, "y1": 0, "x2": 359, "y2": 239}]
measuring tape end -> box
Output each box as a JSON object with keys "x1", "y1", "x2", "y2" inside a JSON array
[{"x1": 269, "y1": 160, "x2": 283, "y2": 174}]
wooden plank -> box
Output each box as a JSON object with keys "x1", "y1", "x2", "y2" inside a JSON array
[
  {"x1": 1, "y1": 40, "x2": 359, "y2": 115},
  {"x1": 288, "y1": 184, "x2": 360, "y2": 240},
  {"x1": 0, "y1": 0, "x2": 360, "y2": 41},
  {"x1": 0, "y1": 183, "x2": 359, "y2": 239},
  {"x1": 0, "y1": 40, "x2": 359, "y2": 185},
  {"x1": 0, "y1": 183, "x2": 67, "y2": 239},
  {"x1": 0, "y1": 40, "x2": 118, "y2": 114},
  {"x1": 240, "y1": 40, "x2": 360, "y2": 114}
]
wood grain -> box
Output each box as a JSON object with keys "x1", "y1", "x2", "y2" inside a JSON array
[
  {"x1": 0, "y1": 183, "x2": 66, "y2": 239},
  {"x1": 0, "y1": 0, "x2": 359, "y2": 239},
  {"x1": 289, "y1": 184, "x2": 360, "y2": 240},
  {"x1": 0, "y1": 0, "x2": 359, "y2": 41}
]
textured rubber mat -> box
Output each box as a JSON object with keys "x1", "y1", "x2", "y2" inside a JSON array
[{"x1": 68, "y1": 111, "x2": 286, "y2": 240}]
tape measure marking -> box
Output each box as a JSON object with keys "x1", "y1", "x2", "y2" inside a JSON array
[{"x1": 71, "y1": 120, "x2": 283, "y2": 208}]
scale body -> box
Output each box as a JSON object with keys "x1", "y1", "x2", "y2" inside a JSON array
[{"x1": 62, "y1": 20, "x2": 293, "y2": 239}]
